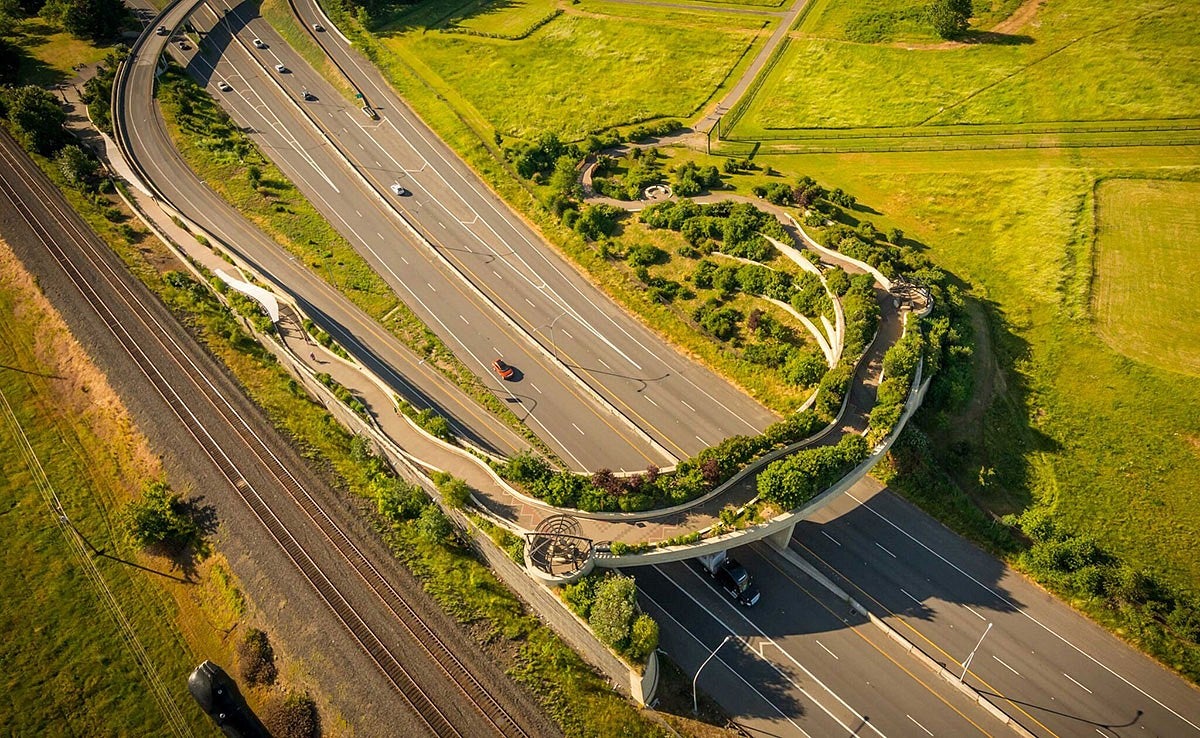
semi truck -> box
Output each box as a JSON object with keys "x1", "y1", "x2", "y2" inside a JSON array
[{"x1": 697, "y1": 550, "x2": 761, "y2": 607}]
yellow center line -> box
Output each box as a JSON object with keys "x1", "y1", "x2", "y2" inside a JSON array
[
  {"x1": 758, "y1": 552, "x2": 998, "y2": 738},
  {"x1": 794, "y1": 540, "x2": 1061, "y2": 738}
]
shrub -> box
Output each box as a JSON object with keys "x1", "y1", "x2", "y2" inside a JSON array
[
  {"x1": 627, "y1": 614, "x2": 659, "y2": 662},
  {"x1": 756, "y1": 433, "x2": 869, "y2": 509},
  {"x1": 236, "y1": 628, "x2": 277, "y2": 686},
  {"x1": 625, "y1": 243, "x2": 668, "y2": 267},
  {"x1": 417, "y1": 505, "x2": 455, "y2": 544},
  {"x1": 376, "y1": 477, "x2": 428, "y2": 523},
  {"x1": 590, "y1": 575, "x2": 637, "y2": 648},
  {"x1": 562, "y1": 574, "x2": 600, "y2": 619},
  {"x1": 261, "y1": 692, "x2": 319, "y2": 738}
]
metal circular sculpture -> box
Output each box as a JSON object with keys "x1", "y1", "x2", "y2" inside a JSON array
[{"x1": 527, "y1": 514, "x2": 592, "y2": 578}]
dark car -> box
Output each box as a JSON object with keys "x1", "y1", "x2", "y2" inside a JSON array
[
  {"x1": 712, "y1": 557, "x2": 760, "y2": 607},
  {"x1": 188, "y1": 661, "x2": 267, "y2": 737},
  {"x1": 492, "y1": 357, "x2": 515, "y2": 380},
  {"x1": 302, "y1": 90, "x2": 316, "y2": 101}
]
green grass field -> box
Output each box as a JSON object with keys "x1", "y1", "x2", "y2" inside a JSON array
[
  {"x1": 799, "y1": 0, "x2": 1024, "y2": 42},
  {"x1": 1093, "y1": 179, "x2": 1200, "y2": 377},
  {"x1": 730, "y1": 0, "x2": 1200, "y2": 135},
  {"x1": 378, "y1": 4, "x2": 772, "y2": 139},
  {"x1": 0, "y1": 244, "x2": 217, "y2": 736}
]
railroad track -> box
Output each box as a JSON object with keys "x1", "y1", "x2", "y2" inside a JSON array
[{"x1": 0, "y1": 132, "x2": 532, "y2": 738}]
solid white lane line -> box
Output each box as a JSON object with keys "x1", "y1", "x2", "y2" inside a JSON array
[
  {"x1": 907, "y1": 715, "x2": 933, "y2": 736},
  {"x1": 821, "y1": 530, "x2": 841, "y2": 546},
  {"x1": 844, "y1": 489, "x2": 1200, "y2": 733},
  {"x1": 992, "y1": 655, "x2": 1021, "y2": 676},
  {"x1": 1063, "y1": 673, "x2": 1093, "y2": 694},
  {"x1": 876, "y1": 542, "x2": 897, "y2": 558},
  {"x1": 815, "y1": 640, "x2": 839, "y2": 660},
  {"x1": 900, "y1": 588, "x2": 923, "y2": 606},
  {"x1": 965, "y1": 605, "x2": 987, "y2": 621}
]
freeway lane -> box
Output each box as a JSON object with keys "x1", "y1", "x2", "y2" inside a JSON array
[
  {"x1": 635, "y1": 548, "x2": 1015, "y2": 737},
  {"x1": 238, "y1": 0, "x2": 782, "y2": 457},
  {"x1": 118, "y1": 0, "x2": 533, "y2": 461},
  {"x1": 123, "y1": 0, "x2": 669, "y2": 470},
  {"x1": 793, "y1": 479, "x2": 1200, "y2": 738}
]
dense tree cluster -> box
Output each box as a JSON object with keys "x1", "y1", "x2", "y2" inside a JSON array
[
  {"x1": 928, "y1": 0, "x2": 972, "y2": 39},
  {"x1": 563, "y1": 573, "x2": 660, "y2": 663},
  {"x1": 41, "y1": 0, "x2": 128, "y2": 41},
  {"x1": 757, "y1": 433, "x2": 868, "y2": 509}
]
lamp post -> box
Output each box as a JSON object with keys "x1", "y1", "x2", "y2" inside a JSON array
[
  {"x1": 960, "y1": 622, "x2": 993, "y2": 683},
  {"x1": 536, "y1": 310, "x2": 569, "y2": 359},
  {"x1": 693, "y1": 635, "x2": 734, "y2": 714}
]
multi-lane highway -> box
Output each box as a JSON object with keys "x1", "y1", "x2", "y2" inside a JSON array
[
  {"x1": 636, "y1": 546, "x2": 1016, "y2": 737},
  {"x1": 119, "y1": 0, "x2": 779, "y2": 471},
  {"x1": 790, "y1": 479, "x2": 1200, "y2": 738}
]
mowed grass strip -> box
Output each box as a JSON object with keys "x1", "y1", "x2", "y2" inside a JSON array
[
  {"x1": 732, "y1": 0, "x2": 1200, "y2": 134},
  {"x1": 0, "y1": 242, "x2": 214, "y2": 736},
  {"x1": 1093, "y1": 179, "x2": 1200, "y2": 377},
  {"x1": 384, "y1": 9, "x2": 771, "y2": 139}
]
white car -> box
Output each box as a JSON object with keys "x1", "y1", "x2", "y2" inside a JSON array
[
  {"x1": 156, "y1": 25, "x2": 169, "y2": 36},
  {"x1": 217, "y1": 81, "x2": 232, "y2": 92},
  {"x1": 313, "y1": 23, "x2": 324, "y2": 32},
  {"x1": 253, "y1": 38, "x2": 266, "y2": 49},
  {"x1": 389, "y1": 183, "x2": 408, "y2": 196},
  {"x1": 274, "y1": 63, "x2": 288, "y2": 73}
]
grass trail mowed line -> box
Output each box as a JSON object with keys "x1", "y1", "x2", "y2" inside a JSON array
[
  {"x1": 750, "y1": 146, "x2": 1200, "y2": 589},
  {"x1": 732, "y1": 0, "x2": 1200, "y2": 134},
  {"x1": 0, "y1": 243, "x2": 214, "y2": 736},
  {"x1": 384, "y1": 10, "x2": 771, "y2": 139},
  {"x1": 1093, "y1": 179, "x2": 1200, "y2": 376}
]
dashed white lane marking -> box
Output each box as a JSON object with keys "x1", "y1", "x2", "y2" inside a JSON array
[
  {"x1": 426, "y1": 283, "x2": 436, "y2": 292},
  {"x1": 572, "y1": 423, "x2": 585, "y2": 435},
  {"x1": 900, "y1": 588, "x2": 923, "y2": 606},
  {"x1": 400, "y1": 256, "x2": 409, "y2": 265},
  {"x1": 377, "y1": 232, "x2": 384, "y2": 240},
  {"x1": 907, "y1": 715, "x2": 933, "y2": 736},
  {"x1": 459, "y1": 315, "x2": 469, "y2": 324},
  {"x1": 965, "y1": 605, "x2": 987, "y2": 621},
  {"x1": 357, "y1": 142, "x2": 364, "y2": 150},
  {"x1": 525, "y1": 298, "x2": 536, "y2": 308},
  {"x1": 530, "y1": 383, "x2": 541, "y2": 394},
  {"x1": 993, "y1": 655, "x2": 1021, "y2": 676},
  {"x1": 875, "y1": 542, "x2": 897, "y2": 558},
  {"x1": 355, "y1": 209, "x2": 361, "y2": 217},
  {"x1": 695, "y1": 434, "x2": 707, "y2": 446},
  {"x1": 493, "y1": 270, "x2": 502, "y2": 279},
  {"x1": 1064, "y1": 673, "x2": 1093, "y2": 694},
  {"x1": 644, "y1": 395, "x2": 658, "y2": 407},
  {"x1": 560, "y1": 329, "x2": 573, "y2": 339},
  {"x1": 821, "y1": 530, "x2": 841, "y2": 546},
  {"x1": 681, "y1": 400, "x2": 696, "y2": 412},
  {"x1": 815, "y1": 640, "x2": 838, "y2": 660},
  {"x1": 598, "y1": 358, "x2": 610, "y2": 369},
  {"x1": 438, "y1": 221, "x2": 446, "y2": 229}
]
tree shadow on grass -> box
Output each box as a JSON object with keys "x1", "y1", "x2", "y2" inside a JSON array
[{"x1": 959, "y1": 30, "x2": 1034, "y2": 46}]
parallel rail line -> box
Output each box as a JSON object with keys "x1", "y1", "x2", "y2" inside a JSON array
[{"x1": 0, "y1": 133, "x2": 531, "y2": 738}]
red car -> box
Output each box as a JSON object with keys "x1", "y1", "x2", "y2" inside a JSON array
[{"x1": 492, "y1": 358, "x2": 515, "y2": 380}]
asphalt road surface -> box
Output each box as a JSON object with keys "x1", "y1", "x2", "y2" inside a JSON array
[
  {"x1": 635, "y1": 546, "x2": 1016, "y2": 738},
  {"x1": 791, "y1": 479, "x2": 1200, "y2": 738},
  {"x1": 144, "y1": 0, "x2": 780, "y2": 470}
]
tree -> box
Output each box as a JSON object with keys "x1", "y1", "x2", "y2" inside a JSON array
[
  {"x1": 437, "y1": 476, "x2": 472, "y2": 509},
  {"x1": 928, "y1": 0, "x2": 971, "y2": 39},
  {"x1": 3, "y1": 85, "x2": 66, "y2": 155},
  {"x1": 417, "y1": 505, "x2": 454, "y2": 543},
  {"x1": 376, "y1": 477, "x2": 427, "y2": 523},
  {"x1": 41, "y1": 0, "x2": 128, "y2": 41},
  {"x1": 548, "y1": 154, "x2": 581, "y2": 200},
  {"x1": 120, "y1": 481, "x2": 201, "y2": 550},
  {"x1": 590, "y1": 574, "x2": 637, "y2": 647},
  {"x1": 55, "y1": 144, "x2": 98, "y2": 190}
]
